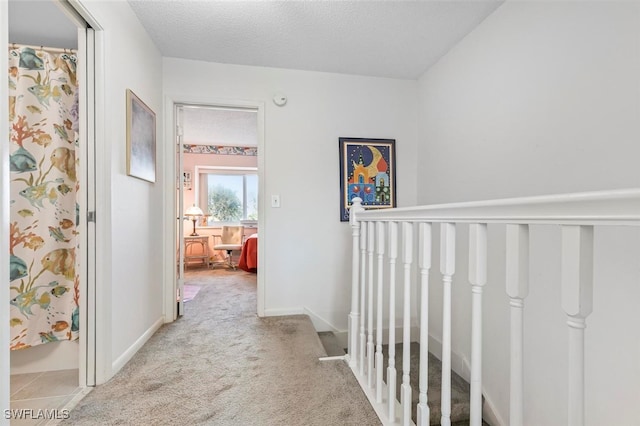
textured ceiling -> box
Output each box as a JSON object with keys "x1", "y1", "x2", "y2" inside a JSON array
[
  {"x1": 182, "y1": 106, "x2": 258, "y2": 146},
  {"x1": 129, "y1": 0, "x2": 504, "y2": 80}
]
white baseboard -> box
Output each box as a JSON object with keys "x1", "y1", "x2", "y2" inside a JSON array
[
  {"x1": 111, "y1": 317, "x2": 163, "y2": 375},
  {"x1": 428, "y1": 334, "x2": 505, "y2": 426},
  {"x1": 482, "y1": 392, "x2": 506, "y2": 426},
  {"x1": 303, "y1": 307, "x2": 342, "y2": 333},
  {"x1": 263, "y1": 307, "x2": 304, "y2": 317}
]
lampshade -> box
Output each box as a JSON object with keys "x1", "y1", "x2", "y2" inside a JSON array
[
  {"x1": 185, "y1": 205, "x2": 204, "y2": 217},
  {"x1": 185, "y1": 205, "x2": 204, "y2": 236}
]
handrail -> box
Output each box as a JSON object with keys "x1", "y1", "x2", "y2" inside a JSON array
[
  {"x1": 352, "y1": 188, "x2": 640, "y2": 225},
  {"x1": 345, "y1": 187, "x2": 640, "y2": 426}
]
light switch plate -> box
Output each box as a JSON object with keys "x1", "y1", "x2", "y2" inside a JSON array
[{"x1": 271, "y1": 195, "x2": 281, "y2": 208}]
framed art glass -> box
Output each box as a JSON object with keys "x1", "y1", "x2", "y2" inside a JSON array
[{"x1": 339, "y1": 137, "x2": 396, "y2": 222}]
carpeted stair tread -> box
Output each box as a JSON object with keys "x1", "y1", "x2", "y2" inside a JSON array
[
  {"x1": 318, "y1": 331, "x2": 346, "y2": 357},
  {"x1": 382, "y1": 342, "x2": 474, "y2": 425}
]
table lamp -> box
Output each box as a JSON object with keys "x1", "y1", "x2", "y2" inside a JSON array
[{"x1": 184, "y1": 205, "x2": 204, "y2": 236}]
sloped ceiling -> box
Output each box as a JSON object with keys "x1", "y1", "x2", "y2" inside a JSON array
[{"x1": 129, "y1": 0, "x2": 504, "y2": 80}]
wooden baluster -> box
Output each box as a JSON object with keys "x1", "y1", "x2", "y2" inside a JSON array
[
  {"x1": 561, "y1": 226, "x2": 593, "y2": 426},
  {"x1": 359, "y1": 220, "x2": 368, "y2": 377},
  {"x1": 401, "y1": 222, "x2": 414, "y2": 426},
  {"x1": 375, "y1": 221, "x2": 385, "y2": 403},
  {"x1": 349, "y1": 198, "x2": 364, "y2": 368},
  {"x1": 387, "y1": 221, "x2": 399, "y2": 421},
  {"x1": 469, "y1": 224, "x2": 487, "y2": 426},
  {"x1": 506, "y1": 224, "x2": 529, "y2": 426},
  {"x1": 440, "y1": 222, "x2": 456, "y2": 426},
  {"x1": 367, "y1": 221, "x2": 375, "y2": 388},
  {"x1": 417, "y1": 223, "x2": 432, "y2": 426}
]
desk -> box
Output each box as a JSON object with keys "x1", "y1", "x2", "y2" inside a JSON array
[{"x1": 184, "y1": 235, "x2": 210, "y2": 268}]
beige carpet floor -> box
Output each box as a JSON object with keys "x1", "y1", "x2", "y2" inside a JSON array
[{"x1": 64, "y1": 268, "x2": 380, "y2": 425}]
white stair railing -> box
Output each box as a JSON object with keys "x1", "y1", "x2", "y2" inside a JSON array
[{"x1": 346, "y1": 189, "x2": 640, "y2": 426}]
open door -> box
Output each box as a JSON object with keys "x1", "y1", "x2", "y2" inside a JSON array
[
  {"x1": 176, "y1": 105, "x2": 185, "y2": 317},
  {"x1": 165, "y1": 98, "x2": 265, "y2": 323}
]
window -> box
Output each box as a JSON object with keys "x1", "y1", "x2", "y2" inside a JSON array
[{"x1": 196, "y1": 167, "x2": 258, "y2": 225}]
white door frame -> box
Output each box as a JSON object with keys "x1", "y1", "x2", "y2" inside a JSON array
[
  {"x1": 163, "y1": 95, "x2": 266, "y2": 321},
  {"x1": 67, "y1": 0, "x2": 110, "y2": 385},
  {"x1": 176, "y1": 105, "x2": 185, "y2": 317},
  {"x1": 57, "y1": 0, "x2": 102, "y2": 389},
  {"x1": 1, "y1": 0, "x2": 105, "y2": 412}
]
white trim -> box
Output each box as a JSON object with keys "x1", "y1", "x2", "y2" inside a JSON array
[
  {"x1": 194, "y1": 165, "x2": 258, "y2": 224},
  {"x1": 264, "y1": 308, "x2": 304, "y2": 317},
  {"x1": 74, "y1": 20, "x2": 109, "y2": 385},
  {"x1": 176, "y1": 105, "x2": 184, "y2": 318},
  {"x1": 51, "y1": 387, "x2": 93, "y2": 425},
  {"x1": 66, "y1": 0, "x2": 108, "y2": 384},
  {"x1": 163, "y1": 98, "x2": 178, "y2": 323},
  {"x1": 355, "y1": 188, "x2": 640, "y2": 225},
  {"x1": 111, "y1": 317, "x2": 163, "y2": 375},
  {"x1": 428, "y1": 334, "x2": 505, "y2": 426},
  {"x1": 482, "y1": 391, "x2": 506, "y2": 426},
  {"x1": 428, "y1": 335, "x2": 468, "y2": 380},
  {"x1": 348, "y1": 361, "x2": 407, "y2": 426},
  {"x1": 76, "y1": 22, "x2": 89, "y2": 390},
  {"x1": 164, "y1": 95, "x2": 266, "y2": 323},
  {"x1": 92, "y1": 29, "x2": 110, "y2": 386},
  {"x1": 319, "y1": 355, "x2": 347, "y2": 362},
  {"x1": 303, "y1": 307, "x2": 343, "y2": 333},
  {"x1": 196, "y1": 166, "x2": 258, "y2": 172}
]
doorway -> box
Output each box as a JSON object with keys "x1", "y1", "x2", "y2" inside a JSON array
[
  {"x1": 168, "y1": 100, "x2": 265, "y2": 321},
  {"x1": 6, "y1": 0, "x2": 98, "y2": 413}
]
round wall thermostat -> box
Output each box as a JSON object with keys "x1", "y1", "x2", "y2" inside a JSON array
[{"x1": 273, "y1": 93, "x2": 287, "y2": 106}]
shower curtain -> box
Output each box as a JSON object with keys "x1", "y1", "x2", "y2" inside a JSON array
[{"x1": 8, "y1": 45, "x2": 79, "y2": 350}]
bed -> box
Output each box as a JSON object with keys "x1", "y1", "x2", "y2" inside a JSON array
[{"x1": 238, "y1": 233, "x2": 258, "y2": 273}]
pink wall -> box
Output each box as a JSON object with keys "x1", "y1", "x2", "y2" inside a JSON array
[
  {"x1": 181, "y1": 151, "x2": 257, "y2": 209},
  {"x1": 179, "y1": 150, "x2": 258, "y2": 258}
]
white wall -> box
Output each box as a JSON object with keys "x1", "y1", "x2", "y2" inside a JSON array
[
  {"x1": 164, "y1": 59, "x2": 419, "y2": 330},
  {"x1": 78, "y1": 0, "x2": 164, "y2": 382},
  {"x1": 10, "y1": 342, "x2": 78, "y2": 374},
  {"x1": 418, "y1": 2, "x2": 640, "y2": 424}
]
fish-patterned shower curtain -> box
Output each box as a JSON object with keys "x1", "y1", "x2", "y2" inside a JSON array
[{"x1": 8, "y1": 45, "x2": 79, "y2": 349}]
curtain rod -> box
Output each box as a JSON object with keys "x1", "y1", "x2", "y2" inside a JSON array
[{"x1": 9, "y1": 43, "x2": 77, "y2": 54}]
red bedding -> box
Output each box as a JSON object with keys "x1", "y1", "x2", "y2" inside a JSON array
[{"x1": 238, "y1": 233, "x2": 258, "y2": 273}]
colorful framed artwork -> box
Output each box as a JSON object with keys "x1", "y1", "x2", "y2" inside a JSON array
[
  {"x1": 339, "y1": 137, "x2": 396, "y2": 222},
  {"x1": 126, "y1": 89, "x2": 156, "y2": 183}
]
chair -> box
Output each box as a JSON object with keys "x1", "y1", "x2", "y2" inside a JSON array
[{"x1": 213, "y1": 226, "x2": 244, "y2": 270}]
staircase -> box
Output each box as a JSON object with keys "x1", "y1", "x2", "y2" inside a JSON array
[
  {"x1": 318, "y1": 332, "x2": 486, "y2": 425},
  {"x1": 344, "y1": 190, "x2": 640, "y2": 425}
]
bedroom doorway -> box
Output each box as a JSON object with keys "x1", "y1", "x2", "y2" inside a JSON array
[{"x1": 173, "y1": 102, "x2": 264, "y2": 319}]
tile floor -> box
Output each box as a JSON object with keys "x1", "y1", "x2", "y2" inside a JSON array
[{"x1": 9, "y1": 369, "x2": 85, "y2": 425}]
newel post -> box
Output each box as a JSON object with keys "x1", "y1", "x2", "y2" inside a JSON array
[{"x1": 348, "y1": 198, "x2": 364, "y2": 367}]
